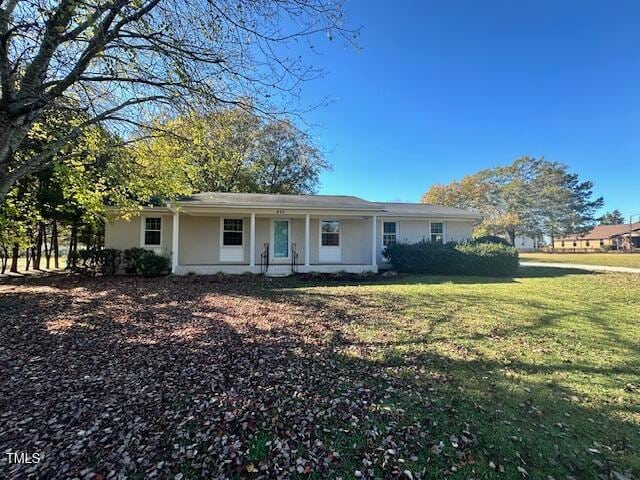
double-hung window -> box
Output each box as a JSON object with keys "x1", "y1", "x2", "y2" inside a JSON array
[
  {"x1": 321, "y1": 220, "x2": 340, "y2": 246},
  {"x1": 383, "y1": 222, "x2": 397, "y2": 247},
  {"x1": 223, "y1": 219, "x2": 243, "y2": 246},
  {"x1": 430, "y1": 222, "x2": 444, "y2": 243},
  {"x1": 144, "y1": 217, "x2": 161, "y2": 246}
]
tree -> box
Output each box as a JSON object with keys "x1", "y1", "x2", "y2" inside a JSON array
[
  {"x1": 598, "y1": 209, "x2": 625, "y2": 225},
  {"x1": 0, "y1": 109, "x2": 141, "y2": 272},
  {"x1": 133, "y1": 108, "x2": 328, "y2": 196},
  {"x1": 422, "y1": 157, "x2": 603, "y2": 245},
  {"x1": 423, "y1": 157, "x2": 542, "y2": 245},
  {"x1": 0, "y1": 0, "x2": 354, "y2": 204}
]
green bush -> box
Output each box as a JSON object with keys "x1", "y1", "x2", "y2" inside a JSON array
[
  {"x1": 456, "y1": 241, "x2": 519, "y2": 276},
  {"x1": 383, "y1": 240, "x2": 518, "y2": 277},
  {"x1": 137, "y1": 250, "x2": 171, "y2": 276},
  {"x1": 73, "y1": 248, "x2": 122, "y2": 275},
  {"x1": 123, "y1": 247, "x2": 170, "y2": 276},
  {"x1": 123, "y1": 247, "x2": 146, "y2": 273},
  {"x1": 472, "y1": 235, "x2": 512, "y2": 247}
]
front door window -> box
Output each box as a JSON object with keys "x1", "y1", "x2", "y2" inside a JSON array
[{"x1": 273, "y1": 220, "x2": 289, "y2": 258}]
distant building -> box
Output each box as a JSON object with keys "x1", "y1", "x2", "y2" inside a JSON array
[{"x1": 553, "y1": 223, "x2": 640, "y2": 251}]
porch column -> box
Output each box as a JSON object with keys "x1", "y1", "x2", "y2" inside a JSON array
[
  {"x1": 250, "y1": 212, "x2": 256, "y2": 267},
  {"x1": 371, "y1": 215, "x2": 377, "y2": 267},
  {"x1": 304, "y1": 214, "x2": 310, "y2": 267},
  {"x1": 171, "y1": 212, "x2": 179, "y2": 273}
]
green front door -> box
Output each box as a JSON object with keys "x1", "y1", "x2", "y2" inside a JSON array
[{"x1": 273, "y1": 220, "x2": 289, "y2": 258}]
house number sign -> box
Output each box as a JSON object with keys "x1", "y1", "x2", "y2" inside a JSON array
[{"x1": 276, "y1": 209, "x2": 286, "y2": 215}]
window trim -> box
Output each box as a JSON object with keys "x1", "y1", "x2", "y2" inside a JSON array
[
  {"x1": 382, "y1": 221, "x2": 399, "y2": 247},
  {"x1": 429, "y1": 221, "x2": 446, "y2": 243},
  {"x1": 220, "y1": 217, "x2": 244, "y2": 248},
  {"x1": 319, "y1": 219, "x2": 341, "y2": 248},
  {"x1": 140, "y1": 215, "x2": 162, "y2": 247}
]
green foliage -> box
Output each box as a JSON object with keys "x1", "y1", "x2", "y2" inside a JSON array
[
  {"x1": 123, "y1": 248, "x2": 147, "y2": 273},
  {"x1": 137, "y1": 250, "x2": 171, "y2": 277},
  {"x1": 471, "y1": 234, "x2": 512, "y2": 246},
  {"x1": 598, "y1": 209, "x2": 625, "y2": 225},
  {"x1": 123, "y1": 248, "x2": 170, "y2": 276},
  {"x1": 384, "y1": 240, "x2": 519, "y2": 277},
  {"x1": 422, "y1": 156, "x2": 604, "y2": 243},
  {"x1": 73, "y1": 248, "x2": 122, "y2": 276},
  {"x1": 132, "y1": 107, "x2": 328, "y2": 199},
  {"x1": 455, "y1": 241, "x2": 520, "y2": 276}
]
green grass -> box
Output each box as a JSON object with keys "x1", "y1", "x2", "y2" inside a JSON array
[
  {"x1": 279, "y1": 268, "x2": 640, "y2": 479},
  {"x1": 521, "y1": 252, "x2": 640, "y2": 268}
]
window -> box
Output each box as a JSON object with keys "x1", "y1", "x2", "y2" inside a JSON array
[
  {"x1": 144, "y1": 217, "x2": 161, "y2": 246},
  {"x1": 321, "y1": 220, "x2": 340, "y2": 246},
  {"x1": 223, "y1": 219, "x2": 243, "y2": 246},
  {"x1": 430, "y1": 222, "x2": 444, "y2": 243},
  {"x1": 586, "y1": 240, "x2": 590, "y2": 247},
  {"x1": 383, "y1": 222, "x2": 397, "y2": 247},
  {"x1": 561, "y1": 241, "x2": 565, "y2": 247},
  {"x1": 600, "y1": 239, "x2": 605, "y2": 246},
  {"x1": 573, "y1": 241, "x2": 577, "y2": 247}
]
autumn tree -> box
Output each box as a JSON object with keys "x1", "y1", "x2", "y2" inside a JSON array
[
  {"x1": 0, "y1": 0, "x2": 354, "y2": 204},
  {"x1": 423, "y1": 157, "x2": 603, "y2": 245},
  {"x1": 133, "y1": 108, "x2": 328, "y2": 197}
]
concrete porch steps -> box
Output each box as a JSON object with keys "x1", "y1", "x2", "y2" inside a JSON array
[{"x1": 265, "y1": 265, "x2": 293, "y2": 277}]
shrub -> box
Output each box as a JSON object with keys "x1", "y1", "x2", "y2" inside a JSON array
[
  {"x1": 137, "y1": 250, "x2": 171, "y2": 276},
  {"x1": 73, "y1": 248, "x2": 122, "y2": 275},
  {"x1": 123, "y1": 247, "x2": 146, "y2": 274},
  {"x1": 456, "y1": 241, "x2": 519, "y2": 276},
  {"x1": 472, "y1": 235, "x2": 512, "y2": 247},
  {"x1": 384, "y1": 240, "x2": 518, "y2": 277},
  {"x1": 96, "y1": 248, "x2": 122, "y2": 275}
]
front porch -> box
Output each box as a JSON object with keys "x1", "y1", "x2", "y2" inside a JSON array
[{"x1": 169, "y1": 210, "x2": 379, "y2": 276}]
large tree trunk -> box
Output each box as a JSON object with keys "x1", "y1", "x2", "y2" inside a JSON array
[
  {"x1": 0, "y1": 121, "x2": 36, "y2": 205},
  {"x1": 506, "y1": 229, "x2": 516, "y2": 246},
  {"x1": 10, "y1": 243, "x2": 19, "y2": 273},
  {"x1": 52, "y1": 220, "x2": 59, "y2": 269}
]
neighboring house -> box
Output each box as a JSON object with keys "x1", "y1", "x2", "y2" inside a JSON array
[
  {"x1": 105, "y1": 192, "x2": 482, "y2": 275},
  {"x1": 498, "y1": 234, "x2": 537, "y2": 252},
  {"x1": 553, "y1": 222, "x2": 640, "y2": 252}
]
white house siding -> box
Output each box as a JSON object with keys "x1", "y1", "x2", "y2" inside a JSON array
[
  {"x1": 446, "y1": 221, "x2": 474, "y2": 243},
  {"x1": 376, "y1": 218, "x2": 475, "y2": 265},
  {"x1": 105, "y1": 213, "x2": 476, "y2": 273},
  {"x1": 105, "y1": 214, "x2": 173, "y2": 258},
  {"x1": 341, "y1": 218, "x2": 373, "y2": 265},
  {"x1": 178, "y1": 215, "x2": 218, "y2": 264}
]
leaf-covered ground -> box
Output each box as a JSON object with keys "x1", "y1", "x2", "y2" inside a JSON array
[{"x1": 0, "y1": 269, "x2": 638, "y2": 480}]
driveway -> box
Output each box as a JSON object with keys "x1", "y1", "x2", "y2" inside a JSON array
[{"x1": 520, "y1": 261, "x2": 640, "y2": 274}]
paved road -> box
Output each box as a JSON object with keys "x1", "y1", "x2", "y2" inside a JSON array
[{"x1": 520, "y1": 261, "x2": 640, "y2": 274}]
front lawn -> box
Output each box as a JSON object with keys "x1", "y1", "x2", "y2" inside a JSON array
[
  {"x1": 0, "y1": 269, "x2": 638, "y2": 479},
  {"x1": 521, "y1": 252, "x2": 640, "y2": 268}
]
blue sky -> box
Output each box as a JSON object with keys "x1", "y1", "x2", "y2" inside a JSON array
[{"x1": 300, "y1": 0, "x2": 640, "y2": 221}]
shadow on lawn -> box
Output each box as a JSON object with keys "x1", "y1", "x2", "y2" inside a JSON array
[{"x1": 0, "y1": 274, "x2": 637, "y2": 479}]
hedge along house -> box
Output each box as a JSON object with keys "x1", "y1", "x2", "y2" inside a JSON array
[{"x1": 105, "y1": 192, "x2": 483, "y2": 275}]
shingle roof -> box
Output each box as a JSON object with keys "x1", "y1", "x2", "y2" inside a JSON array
[
  {"x1": 560, "y1": 222, "x2": 640, "y2": 240},
  {"x1": 379, "y1": 202, "x2": 483, "y2": 218},
  {"x1": 173, "y1": 192, "x2": 482, "y2": 218},
  {"x1": 176, "y1": 192, "x2": 380, "y2": 210}
]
